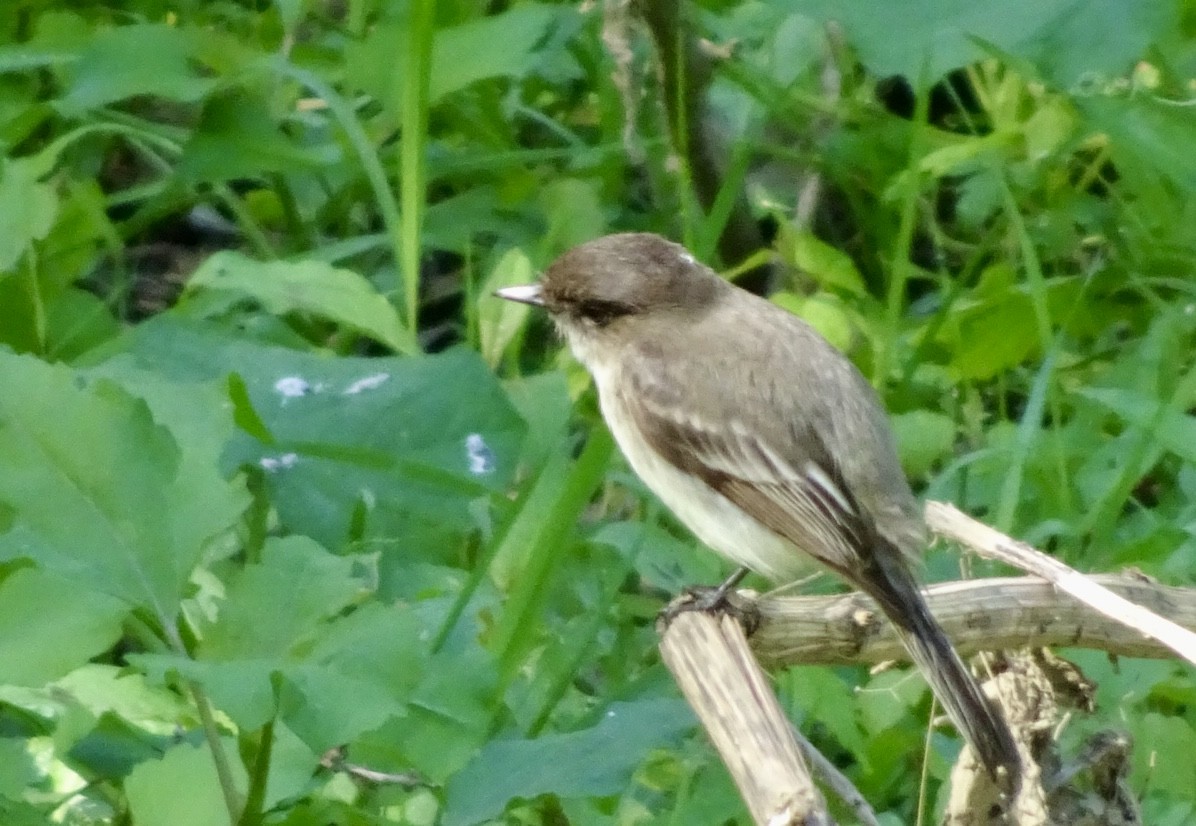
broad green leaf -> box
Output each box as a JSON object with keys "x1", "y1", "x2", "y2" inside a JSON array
[
  {"x1": 187, "y1": 251, "x2": 406, "y2": 351},
  {"x1": 858, "y1": 668, "x2": 928, "y2": 734},
  {"x1": 56, "y1": 665, "x2": 196, "y2": 733},
  {"x1": 199, "y1": 537, "x2": 373, "y2": 660},
  {"x1": 1075, "y1": 388, "x2": 1196, "y2": 463},
  {"x1": 799, "y1": 0, "x2": 1172, "y2": 85},
  {"x1": 139, "y1": 564, "x2": 423, "y2": 738},
  {"x1": 260, "y1": 723, "x2": 322, "y2": 810},
  {"x1": 0, "y1": 353, "x2": 237, "y2": 623},
  {"x1": 892, "y1": 410, "x2": 957, "y2": 479},
  {"x1": 478, "y1": 247, "x2": 535, "y2": 367},
  {"x1": 771, "y1": 291, "x2": 856, "y2": 354},
  {"x1": 781, "y1": 668, "x2": 867, "y2": 757},
  {"x1": 1080, "y1": 95, "x2": 1196, "y2": 194},
  {"x1": 125, "y1": 741, "x2": 245, "y2": 826},
  {"x1": 82, "y1": 362, "x2": 251, "y2": 565},
  {"x1": 539, "y1": 178, "x2": 605, "y2": 252},
  {"x1": 0, "y1": 570, "x2": 126, "y2": 686},
  {"x1": 0, "y1": 157, "x2": 58, "y2": 272},
  {"x1": 278, "y1": 665, "x2": 402, "y2": 753},
  {"x1": 177, "y1": 93, "x2": 341, "y2": 183},
  {"x1": 42, "y1": 288, "x2": 122, "y2": 360},
  {"x1": 57, "y1": 24, "x2": 215, "y2": 114},
  {"x1": 121, "y1": 319, "x2": 525, "y2": 550},
  {"x1": 443, "y1": 699, "x2": 694, "y2": 826},
  {"x1": 782, "y1": 230, "x2": 867, "y2": 297},
  {"x1": 0, "y1": 738, "x2": 37, "y2": 799},
  {"x1": 1130, "y1": 713, "x2": 1196, "y2": 795},
  {"x1": 590, "y1": 520, "x2": 719, "y2": 592},
  {"x1": 390, "y1": 646, "x2": 498, "y2": 780},
  {"x1": 132, "y1": 655, "x2": 279, "y2": 732},
  {"x1": 429, "y1": 5, "x2": 563, "y2": 102},
  {"x1": 66, "y1": 714, "x2": 186, "y2": 782}
]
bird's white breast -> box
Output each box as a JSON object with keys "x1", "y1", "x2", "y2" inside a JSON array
[{"x1": 579, "y1": 345, "x2": 808, "y2": 584}]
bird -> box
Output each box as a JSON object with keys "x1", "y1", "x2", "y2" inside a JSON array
[{"x1": 496, "y1": 232, "x2": 1021, "y2": 786}]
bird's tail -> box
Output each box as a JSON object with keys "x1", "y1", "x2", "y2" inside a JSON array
[{"x1": 859, "y1": 550, "x2": 1021, "y2": 787}]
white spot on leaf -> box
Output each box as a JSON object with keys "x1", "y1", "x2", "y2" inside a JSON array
[
  {"x1": 260, "y1": 452, "x2": 299, "y2": 472},
  {"x1": 465, "y1": 433, "x2": 495, "y2": 475},
  {"x1": 343, "y1": 372, "x2": 390, "y2": 395},
  {"x1": 275, "y1": 376, "x2": 311, "y2": 398}
]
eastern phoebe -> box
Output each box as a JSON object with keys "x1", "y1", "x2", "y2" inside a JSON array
[{"x1": 498, "y1": 233, "x2": 1020, "y2": 784}]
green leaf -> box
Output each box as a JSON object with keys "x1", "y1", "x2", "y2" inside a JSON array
[
  {"x1": 124, "y1": 741, "x2": 245, "y2": 826},
  {"x1": 199, "y1": 537, "x2": 373, "y2": 660},
  {"x1": 57, "y1": 24, "x2": 216, "y2": 114},
  {"x1": 56, "y1": 664, "x2": 196, "y2": 730},
  {"x1": 478, "y1": 247, "x2": 535, "y2": 368},
  {"x1": 187, "y1": 251, "x2": 406, "y2": 352},
  {"x1": 1075, "y1": 387, "x2": 1196, "y2": 463},
  {"x1": 430, "y1": 5, "x2": 562, "y2": 102},
  {"x1": 771, "y1": 291, "x2": 857, "y2": 354},
  {"x1": 590, "y1": 520, "x2": 719, "y2": 592},
  {"x1": 0, "y1": 158, "x2": 59, "y2": 272},
  {"x1": 783, "y1": 231, "x2": 867, "y2": 297},
  {"x1": 892, "y1": 410, "x2": 957, "y2": 479},
  {"x1": 132, "y1": 655, "x2": 279, "y2": 732},
  {"x1": 859, "y1": 668, "x2": 927, "y2": 734},
  {"x1": 388, "y1": 646, "x2": 498, "y2": 780},
  {"x1": 799, "y1": 0, "x2": 1172, "y2": 85},
  {"x1": 0, "y1": 569, "x2": 126, "y2": 686},
  {"x1": 443, "y1": 699, "x2": 694, "y2": 826},
  {"x1": 1130, "y1": 713, "x2": 1196, "y2": 795},
  {"x1": 0, "y1": 738, "x2": 38, "y2": 799},
  {"x1": 539, "y1": 178, "x2": 605, "y2": 252},
  {"x1": 82, "y1": 362, "x2": 252, "y2": 567},
  {"x1": 0, "y1": 353, "x2": 240, "y2": 623},
  {"x1": 122, "y1": 319, "x2": 526, "y2": 550},
  {"x1": 177, "y1": 93, "x2": 341, "y2": 183},
  {"x1": 278, "y1": 665, "x2": 402, "y2": 753}
]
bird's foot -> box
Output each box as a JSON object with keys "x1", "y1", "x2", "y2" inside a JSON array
[{"x1": 658, "y1": 568, "x2": 758, "y2": 632}]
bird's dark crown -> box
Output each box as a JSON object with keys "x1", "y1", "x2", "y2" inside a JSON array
[{"x1": 541, "y1": 233, "x2": 721, "y2": 326}]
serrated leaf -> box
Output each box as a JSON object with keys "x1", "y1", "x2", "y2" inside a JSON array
[
  {"x1": 178, "y1": 93, "x2": 341, "y2": 183},
  {"x1": 0, "y1": 353, "x2": 241, "y2": 624},
  {"x1": 0, "y1": 157, "x2": 59, "y2": 272},
  {"x1": 187, "y1": 251, "x2": 407, "y2": 351},
  {"x1": 443, "y1": 700, "x2": 694, "y2": 826},
  {"x1": 199, "y1": 537, "x2": 373, "y2": 660},
  {"x1": 125, "y1": 741, "x2": 245, "y2": 826},
  {"x1": 122, "y1": 319, "x2": 525, "y2": 550},
  {"x1": 0, "y1": 570, "x2": 126, "y2": 686},
  {"x1": 430, "y1": 5, "x2": 562, "y2": 101},
  {"x1": 132, "y1": 655, "x2": 279, "y2": 731},
  {"x1": 57, "y1": 24, "x2": 215, "y2": 114}
]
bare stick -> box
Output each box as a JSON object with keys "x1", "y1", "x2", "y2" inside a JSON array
[
  {"x1": 658, "y1": 607, "x2": 833, "y2": 826},
  {"x1": 745, "y1": 574, "x2": 1196, "y2": 667},
  {"x1": 926, "y1": 501, "x2": 1196, "y2": 667}
]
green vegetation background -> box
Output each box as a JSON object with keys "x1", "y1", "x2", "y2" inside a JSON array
[{"x1": 1, "y1": 0, "x2": 1195, "y2": 823}]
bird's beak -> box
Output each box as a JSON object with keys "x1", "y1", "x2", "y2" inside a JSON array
[{"x1": 495, "y1": 284, "x2": 545, "y2": 307}]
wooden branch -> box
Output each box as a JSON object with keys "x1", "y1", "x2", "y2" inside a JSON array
[
  {"x1": 655, "y1": 499, "x2": 1181, "y2": 825},
  {"x1": 657, "y1": 607, "x2": 833, "y2": 826},
  {"x1": 926, "y1": 502, "x2": 1196, "y2": 667},
  {"x1": 745, "y1": 574, "x2": 1196, "y2": 667}
]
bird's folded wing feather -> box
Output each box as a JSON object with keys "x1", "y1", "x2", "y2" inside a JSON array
[{"x1": 619, "y1": 351, "x2": 866, "y2": 572}]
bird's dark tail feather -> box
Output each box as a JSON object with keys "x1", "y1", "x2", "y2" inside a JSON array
[{"x1": 859, "y1": 551, "x2": 1021, "y2": 788}]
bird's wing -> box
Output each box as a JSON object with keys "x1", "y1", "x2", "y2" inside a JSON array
[{"x1": 618, "y1": 340, "x2": 869, "y2": 574}]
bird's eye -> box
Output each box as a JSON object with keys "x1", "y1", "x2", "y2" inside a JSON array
[{"x1": 575, "y1": 299, "x2": 632, "y2": 326}]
